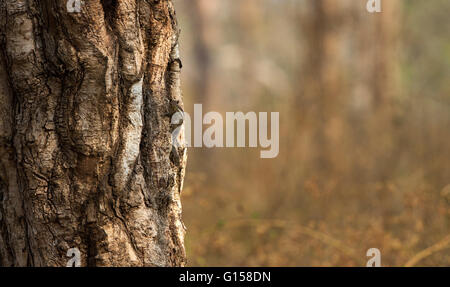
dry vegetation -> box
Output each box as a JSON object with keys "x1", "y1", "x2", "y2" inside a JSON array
[{"x1": 174, "y1": 0, "x2": 450, "y2": 266}]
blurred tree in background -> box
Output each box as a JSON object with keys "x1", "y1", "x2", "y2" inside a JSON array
[{"x1": 174, "y1": 0, "x2": 449, "y2": 266}]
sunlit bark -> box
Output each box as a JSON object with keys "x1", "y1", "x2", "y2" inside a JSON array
[{"x1": 0, "y1": 0, "x2": 186, "y2": 266}]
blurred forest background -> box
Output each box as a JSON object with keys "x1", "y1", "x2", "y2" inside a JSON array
[{"x1": 173, "y1": 0, "x2": 450, "y2": 266}]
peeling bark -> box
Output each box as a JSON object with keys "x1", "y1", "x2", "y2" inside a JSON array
[{"x1": 0, "y1": 0, "x2": 186, "y2": 266}]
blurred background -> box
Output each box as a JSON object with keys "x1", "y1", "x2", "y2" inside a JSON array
[{"x1": 173, "y1": 0, "x2": 450, "y2": 266}]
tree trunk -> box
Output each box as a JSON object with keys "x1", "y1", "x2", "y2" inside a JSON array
[
  {"x1": 297, "y1": 0, "x2": 401, "y2": 173},
  {"x1": 0, "y1": 0, "x2": 186, "y2": 267}
]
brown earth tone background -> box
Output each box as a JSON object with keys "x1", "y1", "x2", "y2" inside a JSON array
[{"x1": 175, "y1": 0, "x2": 450, "y2": 266}]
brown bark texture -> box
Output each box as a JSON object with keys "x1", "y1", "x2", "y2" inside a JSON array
[{"x1": 0, "y1": 0, "x2": 186, "y2": 266}]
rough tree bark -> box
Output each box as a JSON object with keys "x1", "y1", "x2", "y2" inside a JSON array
[{"x1": 0, "y1": 0, "x2": 187, "y2": 266}]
